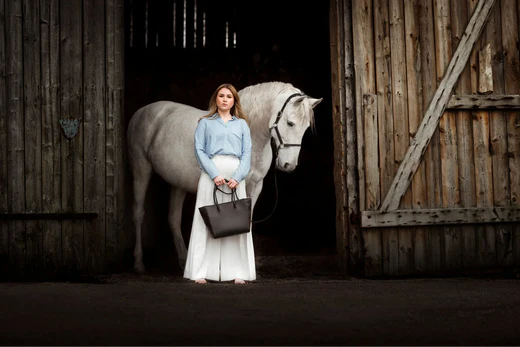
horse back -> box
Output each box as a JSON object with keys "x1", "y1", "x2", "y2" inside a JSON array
[{"x1": 128, "y1": 100, "x2": 206, "y2": 193}]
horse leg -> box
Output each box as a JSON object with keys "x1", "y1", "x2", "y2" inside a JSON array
[
  {"x1": 168, "y1": 187, "x2": 188, "y2": 270},
  {"x1": 131, "y1": 163, "x2": 152, "y2": 275}
]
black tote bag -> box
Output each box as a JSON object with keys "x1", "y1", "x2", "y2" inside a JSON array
[{"x1": 198, "y1": 183, "x2": 252, "y2": 239}]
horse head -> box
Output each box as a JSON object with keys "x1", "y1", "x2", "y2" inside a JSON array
[{"x1": 269, "y1": 93, "x2": 322, "y2": 172}]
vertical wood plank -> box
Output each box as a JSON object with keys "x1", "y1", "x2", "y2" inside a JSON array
[
  {"x1": 471, "y1": 1, "x2": 496, "y2": 268},
  {"x1": 352, "y1": 0, "x2": 375, "y2": 214},
  {"x1": 434, "y1": 0, "x2": 461, "y2": 272},
  {"x1": 0, "y1": 0, "x2": 8, "y2": 275},
  {"x1": 488, "y1": 4, "x2": 512, "y2": 267},
  {"x1": 466, "y1": 0, "x2": 481, "y2": 270},
  {"x1": 453, "y1": 0, "x2": 478, "y2": 270},
  {"x1": 185, "y1": 0, "x2": 194, "y2": 49},
  {"x1": 404, "y1": 0, "x2": 427, "y2": 274},
  {"x1": 352, "y1": 0, "x2": 377, "y2": 276},
  {"x1": 362, "y1": 93, "x2": 382, "y2": 276},
  {"x1": 343, "y1": 0, "x2": 362, "y2": 275},
  {"x1": 106, "y1": 0, "x2": 125, "y2": 272},
  {"x1": 41, "y1": 0, "x2": 61, "y2": 278},
  {"x1": 7, "y1": 0, "x2": 26, "y2": 277},
  {"x1": 501, "y1": 0, "x2": 520, "y2": 266},
  {"x1": 195, "y1": 0, "x2": 205, "y2": 49},
  {"x1": 329, "y1": 0, "x2": 347, "y2": 273},
  {"x1": 84, "y1": 0, "x2": 106, "y2": 275},
  {"x1": 389, "y1": 0, "x2": 411, "y2": 276},
  {"x1": 371, "y1": 0, "x2": 392, "y2": 277},
  {"x1": 60, "y1": 0, "x2": 84, "y2": 276},
  {"x1": 419, "y1": 0, "x2": 442, "y2": 273},
  {"x1": 352, "y1": 0, "x2": 376, "y2": 276},
  {"x1": 23, "y1": 0, "x2": 43, "y2": 278},
  {"x1": 363, "y1": 94, "x2": 379, "y2": 211}
]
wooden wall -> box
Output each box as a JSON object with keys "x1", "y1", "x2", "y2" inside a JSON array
[
  {"x1": 0, "y1": 0, "x2": 125, "y2": 279},
  {"x1": 331, "y1": 0, "x2": 520, "y2": 277}
]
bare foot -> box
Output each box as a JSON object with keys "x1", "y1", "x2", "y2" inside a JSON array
[
  {"x1": 234, "y1": 278, "x2": 246, "y2": 284},
  {"x1": 195, "y1": 278, "x2": 207, "y2": 284}
]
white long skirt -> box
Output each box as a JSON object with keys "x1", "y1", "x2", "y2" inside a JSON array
[{"x1": 183, "y1": 155, "x2": 256, "y2": 281}]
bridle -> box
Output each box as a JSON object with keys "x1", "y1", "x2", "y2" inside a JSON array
[
  {"x1": 251, "y1": 92, "x2": 305, "y2": 224},
  {"x1": 269, "y1": 92, "x2": 305, "y2": 158}
]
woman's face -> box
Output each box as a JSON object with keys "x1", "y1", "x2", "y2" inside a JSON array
[{"x1": 216, "y1": 87, "x2": 234, "y2": 113}]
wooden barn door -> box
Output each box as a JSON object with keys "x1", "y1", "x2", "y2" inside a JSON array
[
  {"x1": 0, "y1": 0, "x2": 125, "y2": 279},
  {"x1": 349, "y1": 0, "x2": 520, "y2": 277}
]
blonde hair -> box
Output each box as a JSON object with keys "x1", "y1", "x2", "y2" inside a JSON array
[{"x1": 200, "y1": 83, "x2": 248, "y2": 122}]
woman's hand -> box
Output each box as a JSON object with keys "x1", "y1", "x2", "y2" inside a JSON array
[
  {"x1": 227, "y1": 178, "x2": 239, "y2": 189},
  {"x1": 213, "y1": 175, "x2": 226, "y2": 186}
]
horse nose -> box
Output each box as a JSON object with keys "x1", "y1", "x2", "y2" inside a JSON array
[{"x1": 283, "y1": 162, "x2": 290, "y2": 170}]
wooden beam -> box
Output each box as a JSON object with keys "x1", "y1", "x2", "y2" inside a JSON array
[
  {"x1": 362, "y1": 207, "x2": 520, "y2": 228},
  {"x1": 446, "y1": 94, "x2": 520, "y2": 109},
  {"x1": 379, "y1": 0, "x2": 497, "y2": 212}
]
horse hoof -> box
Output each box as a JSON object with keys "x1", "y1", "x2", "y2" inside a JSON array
[{"x1": 133, "y1": 264, "x2": 146, "y2": 275}]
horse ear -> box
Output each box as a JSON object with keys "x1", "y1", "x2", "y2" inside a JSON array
[{"x1": 308, "y1": 97, "x2": 323, "y2": 109}]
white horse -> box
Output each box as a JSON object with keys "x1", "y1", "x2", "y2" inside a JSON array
[{"x1": 127, "y1": 81, "x2": 322, "y2": 274}]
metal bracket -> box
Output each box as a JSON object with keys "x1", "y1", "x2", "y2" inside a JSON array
[{"x1": 59, "y1": 118, "x2": 80, "y2": 139}]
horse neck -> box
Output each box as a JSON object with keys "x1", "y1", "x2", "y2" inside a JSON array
[{"x1": 240, "y1": 82, "x2": 294, "y2": 150}]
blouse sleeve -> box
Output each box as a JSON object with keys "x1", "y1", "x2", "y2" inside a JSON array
[
  {"x1": 231, "y1": 120, "x2": 252, "y2": 183},
  {"x1": 194, "y1": 119, "x2": 220, "y2": 179}
]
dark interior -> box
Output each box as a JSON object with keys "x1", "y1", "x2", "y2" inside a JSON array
[{"x1": 124, "y1": 0, "x2": 335, "y2": 273}]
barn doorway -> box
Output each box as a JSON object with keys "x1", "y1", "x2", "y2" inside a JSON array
[{"x1": 124, "y1": 0, "x2": 336, "y2": 275}]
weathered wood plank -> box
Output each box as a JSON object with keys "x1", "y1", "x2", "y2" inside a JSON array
[
  {"x1": 7, "y1": 0, "x2": 26, "y2": 277},
  {"x1": 420, "y1": 0, "x2": 442, "y2": 273},
  {"x1": 343, "y1": 0, "x2": 361, "y2": 275},
  {"x1": 41, "y1": 0, "x2": 61, "y2": 278},
  {"x1": 369, "y1": 0, "x2": 391, "y2": 277},
  {"x1": 379, "y1": 0, "x2": 497, "y2": 213},
  {"x1": 486, "y1": 4, "x2": 512, "y2": 267},
  {"x1": 453, "y1": 0, "x2": 477, "y2": 270},
  {"x1": 465, "y1": 0, "x2": 482, "y2": 271},
  {"x1": 362, "y1": 93, "x2": 381, "y2": 276},
  {"x1": 329, "y1": 0, "x2": 347, "y2": 273},
  {"x1": 478, "y1": 43, "x2": 493, "y2": 94},
  {"x1": 23, "y1": 0, "x2": 43, "y2": 278},
  {"x1": 363, "y1": 94, "x2": 379, "y2": 210},
  {"x1": 84, "y1": 0, "x2": 106, "y2": 275},
  {"x1": 362, "y1": 207, "x2": 520, "y2": 228},
  {"x1": 352, "y1": 0, "x2": 375, "y2": 275},
  {"x1": 404, "y1": 0, "x2": 427, "y2": 274},
  {"x1": 473, "y1": 109, "x2": 496, "y2": 267},
  {"x1": 0, "y1": 0, "x2": 8, "y2": 275},
  {"x1": 515, "y1": 0, "x2": 520, "y2": 269},
  {"x1": 435, "y1": 0, "x2": 461, "y2": 272},
  {"x1": 106, "y1": 0, "x2": 126, "y2": 272},
  {"x1": 60, "y1": 0, "x2": 84, "y2": 275},
  {"x1": 389, "y1": 0, "x2": 412, "y2": 276},
  {"x1": 501, "y1": 0, "x2": 520, "y2": 266},
  {"x1": 447, "y1": 94, "x2": 520, "y2": 109},
  {"x1": 472, "y1": 3, "x2": 497, "y2": 268},
  {"x1": 352, "y1": 0, "x2": 374, "y2": 213}
]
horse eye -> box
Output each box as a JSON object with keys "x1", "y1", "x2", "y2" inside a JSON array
[{"x1": 287, "y1": 121, "x2": 295, "y2": 127}]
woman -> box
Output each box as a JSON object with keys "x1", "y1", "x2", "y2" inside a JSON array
[{"x1": 184, "y1": 83, "x2": 255, "y2": 284}]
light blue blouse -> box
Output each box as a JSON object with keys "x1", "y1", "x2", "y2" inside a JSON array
[{"x1": 194, "y1": 113, "x2": 252, "y2": 182}]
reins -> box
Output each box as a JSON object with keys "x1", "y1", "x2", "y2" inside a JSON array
[{"x1": 214, "y1": 153, "x2": 278, "y2": 224}]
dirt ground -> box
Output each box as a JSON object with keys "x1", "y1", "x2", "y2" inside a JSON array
[{"x1": 1, "y1": 267, "x2": 520, "y2": 346}]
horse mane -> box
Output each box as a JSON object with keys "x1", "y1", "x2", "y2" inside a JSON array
[{"x1": 238, "y1": 81, "x2": 315, "y2": 134}]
